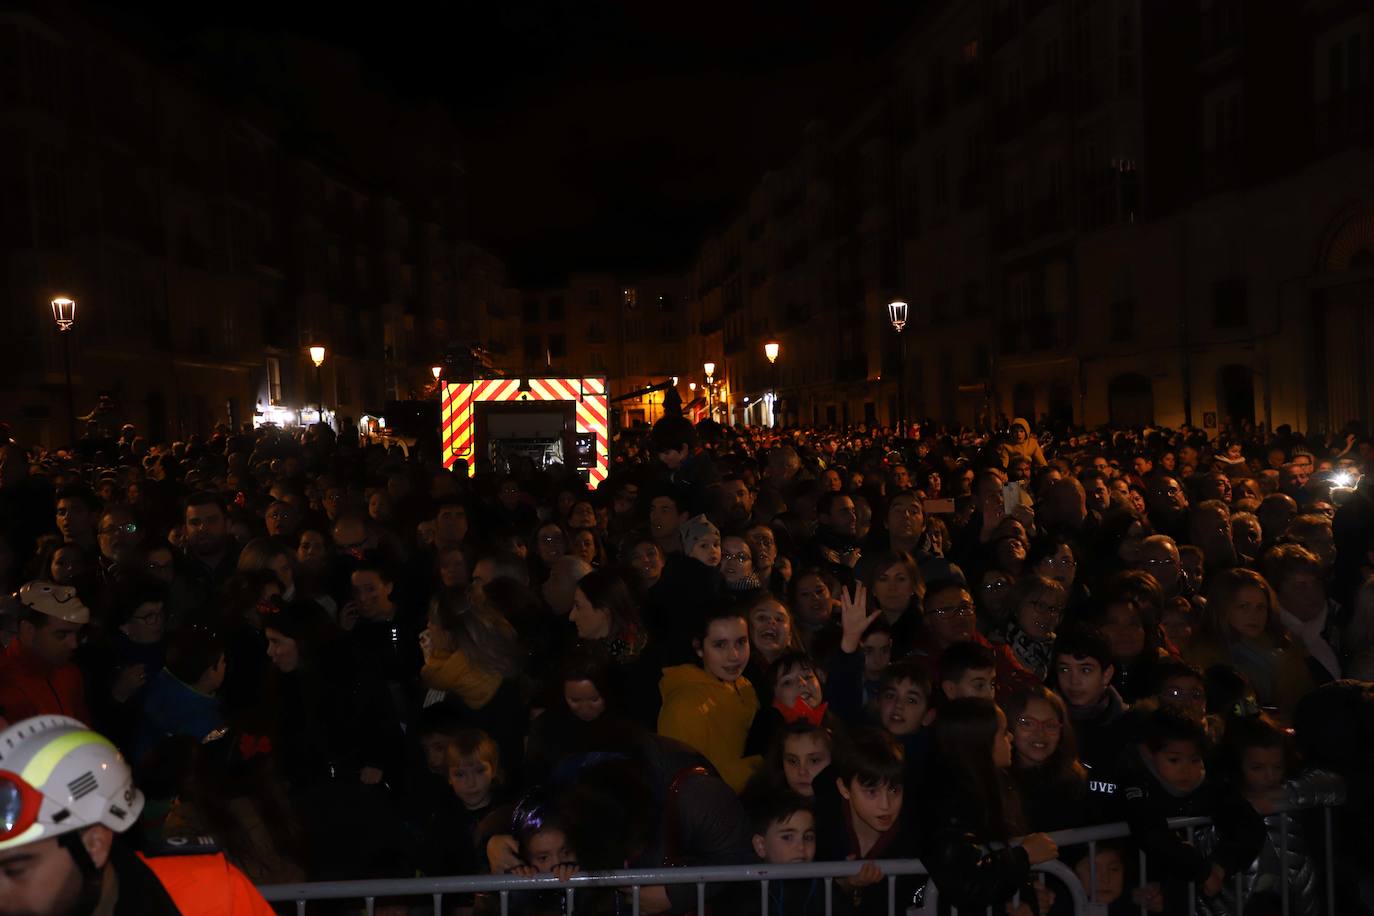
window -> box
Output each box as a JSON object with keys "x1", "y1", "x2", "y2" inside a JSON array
[
  {"x1": 548, "y1": 333, "x2": 566, "y2": 358},
  {"x1": 267, "y1": 357, "x2": 282, "y2": 404},
  {"x1": 587, "y1": 321, "x2": 605, "y2": 343},
  {"x1": 547, "y1": 296, "x2": 565, "y2": 321},
  {"x1": 587, "y1": 288, "x2": 603, "y2": 310},
  {"x1": 523, "y1": 334, "x2": 541, "y2": 359},
  {"x1": 523, "y1": 299, "x2": 540, "y2": 322},
  {"x1": 589, "y1": 350, "x2": 605, "y2": 371},
  {"x1": 1211, "y1": 277, "x2": 1248, "y2": 328},
  {"x1": 623, "y1": 287, "x2": 638, "y2": 309},
  {"x1": 962, "y1": 39, "x2": 980, "y2": 63},
  {"x1": 963, "y1": 281, "x2": 985, "y2": 316}
]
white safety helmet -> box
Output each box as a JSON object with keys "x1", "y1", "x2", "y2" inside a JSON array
[
  {"x1": 0, "y1": 716, "x2": 143, "y2": 852},
  {"x1": 16, "y1": 581, "x2": 90, "y2": 625}
]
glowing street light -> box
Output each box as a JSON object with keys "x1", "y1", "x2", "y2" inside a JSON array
[
  {"x1": 887, "y1": 300, "x2": 909, "y2": 334},
  {"x1": 50, "y1": 297, "x2": 77, "y2": 444},
  {"x1": 887, "y1": 301, "x2": 909, "y2": 436},
  {"x1": 308, "y1": 345, "x2": 327, "y2": 422},
  {"x1": 763, "y1": 341, "x2": 781, "y2": 428},
  {"x1": 703, "y1": 361, "x2": 715, "y2": 379},
  {"x1": 431, "y1": 365, "x2": 443, "y2": 380},
  {"x1": 703, "y1": 362, "x2": 716, "y2": 419}
]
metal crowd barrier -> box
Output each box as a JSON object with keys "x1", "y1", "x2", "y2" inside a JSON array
[{"x1": 259, "y1": 802, "x2": 1343, "y2": 916}]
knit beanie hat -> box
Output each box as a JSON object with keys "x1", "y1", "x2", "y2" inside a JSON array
[{"x1": 680, "y1": 514, "x2": 719, "y2": 556}]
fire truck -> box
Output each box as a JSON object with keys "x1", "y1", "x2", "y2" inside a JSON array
[{"x1": 439, "y1": 376, "x2": 610, "y2": 485}]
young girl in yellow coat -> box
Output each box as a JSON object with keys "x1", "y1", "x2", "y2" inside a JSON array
[{"x1": 658, "y1": 606, "x2": 763, "y2": 792}]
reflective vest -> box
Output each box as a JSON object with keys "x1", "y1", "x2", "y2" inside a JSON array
[{"x1": 138, "y1": 852, "x2": 277, "y2": 915}]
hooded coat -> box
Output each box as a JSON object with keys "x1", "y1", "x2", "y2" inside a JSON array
[
  {"x1": 998, "y1": 419, "x2": 1048, "y2": 469},
  {"x1": 657, "y1": 663, "x2": 762, "y2": 792}
]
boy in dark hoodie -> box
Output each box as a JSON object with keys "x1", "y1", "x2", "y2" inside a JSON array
[
  {"x1": 1113, "y1": 708, "x2": 1265, "y2": 911},
  {"x1": 1052, "y1": 626, "x2": 1130, "y2": 780}
]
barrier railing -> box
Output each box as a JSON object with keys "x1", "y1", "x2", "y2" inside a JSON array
[{"x1": 258, "y1": 797, "x2": 1345, "y2": 916}]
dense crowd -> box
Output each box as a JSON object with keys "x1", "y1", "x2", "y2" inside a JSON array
[{"x1": 1, "y1": 412, "x2": 1373, "y2": 915}]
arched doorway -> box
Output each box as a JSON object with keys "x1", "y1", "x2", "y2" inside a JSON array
[
  {"x1": 1012, "y1": 381, "x2": 1035, "y2": 421},
  {"x1": 1217, "y1": 365, "x2": 1255, "y2": 428},
  {"x1": 1108, "y1": 374, "x2": 1154, "y2": 427}
]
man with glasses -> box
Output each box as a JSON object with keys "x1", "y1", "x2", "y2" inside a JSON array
[
  {"x1": 1144, "y1": 473, "x2": 1189, "y2": 542},
  {"x1": 96, "y1": 506, "x2": 143, "y2": 585},
  {"x1": 910, "y1": 579, "x2": 1038, "y2": 702}
]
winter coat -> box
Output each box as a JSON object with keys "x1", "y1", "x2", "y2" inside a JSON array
[
  {"x1": 1065, "y1": 687, "x2": 1131, "y2": 776},
  {"x1": 420, "y1": 646, "x2": 502, "y2": 709},
  {"x1": 0, "y1": 638, "x2": 90, "y2": 724},
  {"x1": 993, "y1": 618, "x2": 1055, "y2": 681},
  {"x1": 998, "y1": 419, "x2": 1048, "y2": 469},
  {"x1": 134, "y1": 669, "x2": 224, "y2": 764},
  {"x1": 920, "y1": 774, "x2": 1038, "y2": 914},
  {"x1": 657, "y1": 664, "x2": 762, "y2": 792},
  {"x1": 1197, "y1": 770, "x2": 1346, "y2": 916},
  {"x1": 1110, "y1": 744, "x2": 1265, "y2": 888},
  {"x1": 811, "y1": 765, "x2": 925, "y2": 916}
]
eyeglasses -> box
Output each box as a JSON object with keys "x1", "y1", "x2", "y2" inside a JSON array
[
  {"x1": 130, "y1": 609, "x2": 165, "y2": 625},
  {"x1": 539, "y1": 535, "x2": 565, "y2": 544},
  {"x1": 100, "y1": 523, "x2": 138, "y2": 536},
  {"x1": 722, "y1": 552, "x2": 751, "y2": 564},
  {"x1": 1164, "y1": 687, "x2": 1205, "y2": 701},
  {"x1": 1025, "y1": 599, "x2": 1065, "y2": 620},
  {"x1": 982, "y1": 579, "x2": 1010, "y2": 591},
  {"x1": 1152, "y1": 485, "x2": 1181, "y2": 498},
  {"x1": 1015, "y1": 715, "x2": 1062, "y2": 734},
  {"x1": 1040, "y1": 555, "x2": 1077, "y2": 569},
  {"x1": 1143, "y1": 558, "x2": 1177, "y2": 570},
  {"x1": 928, "y1": 602, "x2": 975, "y2": 620}
]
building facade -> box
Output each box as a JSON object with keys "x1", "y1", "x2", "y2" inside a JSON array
[
  {"x1": 684, "y1": 0, "x2": 1374, "y2": 435},
  {"x1": 0, "y1": 5, "x2": 493, "y2": 447}
]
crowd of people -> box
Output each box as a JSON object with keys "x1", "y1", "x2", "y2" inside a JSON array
[{"x1": 1, "y1": 412, "x2": 1373, "y2": 915}]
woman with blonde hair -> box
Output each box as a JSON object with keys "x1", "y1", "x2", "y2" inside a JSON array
[
  {"x1": 1188, "y1": 568, "x2": 1313, "y2": 721},
  {"x1": 421, "y1": 585, "x2": 524, "y2": 711}
]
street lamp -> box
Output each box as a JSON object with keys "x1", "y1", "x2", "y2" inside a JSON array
[
  {"x1": 50, "y1": 297, "x2": 77, "y2": 445},
  {"x1": 308, "y1": 345, "x2": 327, "y2": 424},
  {"x1": 703, "y1": 361, "x2": 716, "y2": 419},
  {"x1": 431, "y1": 365, "x2": 442, "y2": 381},
  {"x1": 764, "y1": 341, "x2": 780, "y2": 428},
  {"x1": 887, "y1": 301, "x2": 908, "y2": 437}
]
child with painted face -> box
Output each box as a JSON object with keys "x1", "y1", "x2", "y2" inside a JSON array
[
  {"x1": 1112, "y1": 708, "x2": 1265, "y2": 910},
  {"x1": 923, "y1": 697, "x2": 1058, "y2": 915},
  {"x1": 658, "y1": 606, "x2": 762, "y2": 792},
  {"x1": 811, "y1": 727, "x2": 922, "y2": 916}
]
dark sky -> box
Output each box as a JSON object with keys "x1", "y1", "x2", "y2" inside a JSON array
[{"x1": 84, "y1": 1, "x2": 922, "y2": 284}]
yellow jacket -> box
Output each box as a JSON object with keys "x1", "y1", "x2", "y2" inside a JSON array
[
  {"x1": 421, "y1": 648, "x2": 502, "y2": 709},
  {"x1": 657, "y1": 664, "x2": 762, "y2": 792}
]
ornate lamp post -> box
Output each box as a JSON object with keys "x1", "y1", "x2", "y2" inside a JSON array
[
  {"x1": 887, "y1": 301, "x2": 908, "y2": 437},
  {"x1": 764, "y1": 341, "x2": 780, "y2": 428},
  {"x1": 703, "y1": 361, "x2": 715, "y2": 420},
  {"x1": 309, "y1": 345, "x2": 327, "y2": 422},
  {"x1": 50, "y1": 297, "x2": 77, "y2": 445}
]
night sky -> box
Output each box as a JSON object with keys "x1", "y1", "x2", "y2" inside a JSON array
[{"x1": 84, "y1": 1, "x2": 921, "y2": 283}]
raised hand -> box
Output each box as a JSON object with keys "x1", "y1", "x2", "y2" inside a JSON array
[{"x1": 839, "y1": 583, "x2": 880, "y2": 653}]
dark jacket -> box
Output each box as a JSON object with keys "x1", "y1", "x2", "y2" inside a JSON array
[
  {"x1": 812, "y1": 766, "x2": 924, "y2": 916},
  {"x1": 1111, "y1": 744, "x2": 1265, "y2": 886},
  {"x1": 921, "y1": 770, "x2": 1038, "y2": 915},
  {"x1": 1066, "y1": 687, "x2": 1131, "y2": 776},
  {"x1": 1011, "y1": 764, "x2": 1094, "y2": 833}
]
